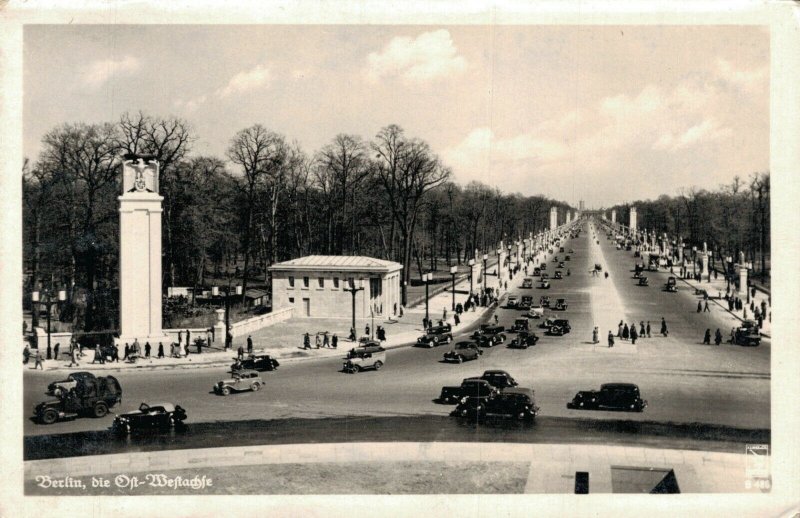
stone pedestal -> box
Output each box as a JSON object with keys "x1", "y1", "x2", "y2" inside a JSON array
[
  {"x1": 116, "y1": 191, "x2": 169, "y2": 351},
  {"x1": 470, "y1": 261, "x2": 481, "y2": 295},
  {"x1": 213, "y1": 308, "x2": 226, "y2": 345},
  {"x1": 611, "y1": 209, "x2": 616, "y2": 224},
  {"x1": 739, "y1": 264, "x2": 748, "y2": 296}
]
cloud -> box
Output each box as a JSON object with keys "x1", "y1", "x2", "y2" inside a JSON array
[
  {"x1": 216, "y1": 63, "x2": 271, "y2": 98},
  {"x1": 716, "y1": 58, "x2": 768, "y2": 93},
  {"x1": 366, "y1": 29, "x2": 467, "y2": 84},
  {"x1": 83, "y1": 56, "x2": 141, "y2": 88},
  {"x1": 175, "y1": 63, "x2": 271, "y2": 111},
  {"x1": 653, "y1": 118, "x2": 732, "y2": 151}
]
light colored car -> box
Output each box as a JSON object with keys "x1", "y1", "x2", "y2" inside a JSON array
[
  {"x1": 527, "y1": 305, "x2": 545, "y2": 318},
  {"x1": 343, "y1": 350, "x2": 386, "y2": 373},
  {"x1": 214, "y1": 370, "x2": 264, "y2": 395}
]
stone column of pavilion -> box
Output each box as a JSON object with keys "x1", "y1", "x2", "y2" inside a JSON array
[
  {"x1": 498, "y1": 241, "x2": 508, "y2": 286},
  {"x1": 550, "y1": 206, "x2": 558, "y2": 232},
  {"x1": 470, "y1": 248, "x2": 482, "y2": 296},
  {"x1": 611, "y1": 209, "x2": 617, "y2": 225},
  {"x1": 700, "y1": 242, "x2": 710, "y2": 281},
  {"x1": 738, "y1": 251, "x2": 748, "y2": 296},
  {"x1": 629, "y1": 206, "x2": 638, "y2": 237},
  {"x1": 117, "y1": 155, "x2": 170, "y2": 354}
]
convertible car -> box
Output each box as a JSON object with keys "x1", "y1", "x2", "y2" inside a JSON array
[{"x1": 112, "y1": 402, "x2": 187, "y2": 434}]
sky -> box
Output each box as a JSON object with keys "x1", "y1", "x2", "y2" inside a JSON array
[{"x1": 23, "y1": 25, "x2": 769, "y2": 208}]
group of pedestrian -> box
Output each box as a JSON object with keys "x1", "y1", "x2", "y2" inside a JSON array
[
  {"x1": 702, "y1": 328, "x2": 724, "y2": 345},
  {"x1": 303, "y1": 331, "x2": 339, "y2": 349},
  {"x1": 697, "y1": 300, "x2": 711, "y2": 313}
]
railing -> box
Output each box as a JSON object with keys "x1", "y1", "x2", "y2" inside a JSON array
[{"x1": 230, "y1": 306, "x2": 294, "y2": 337}]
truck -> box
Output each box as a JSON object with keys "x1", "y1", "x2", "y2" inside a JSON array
[{"x1": 35, "y1": 375, "x2": 122, "y2": 424}]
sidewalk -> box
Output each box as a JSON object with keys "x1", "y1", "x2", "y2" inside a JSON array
[{"x1": 24, "y1": 441, "x2": 761, "y2": 494}]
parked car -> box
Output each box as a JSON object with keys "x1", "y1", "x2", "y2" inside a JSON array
[
  {"x1": 665, "y1": 276, "x2": 678, "y2": 292},
  {"x1": 540, "y1": 263, "x2": 547, "y2": 271},
  {"x1": 35, "y1": 375, "x2": 122, "y2": 424},
  {"x1": 559, "y1": 246, "x2": 565, "y2": 253},
  {"x1": 416, "y1": 327, "x2": 453, "y2": 347},
  {"x1": 510, "y1": 319, "x2": 529, "y2": 332},
  {"x1": 521, "y1": 278, "x2": 534, "y2": 289},
  {"x1": 519, "y1": 295, "x2": 533, "y2": 310},
  {"x1": 508, "y1": 331, "x2": 539, "y2": 349},
  {"x1": 506, "y1": 294, "x2": 519, "y2": 308},
  {"x1": 231, "y1": 354, "x2": 280, "y2": 372},
  {"x1": 443, "y1": 341, "x2": 483, "y2": 363},
  {"x1": 343, "y1": 349, "x2": 386, "y2": 373},
  {"x1": 553, "y1": 271, "x2": 563, "y2": 280},
  {"x1": 565, "y1": 255, "x2": 571, "y2": 261},
  {"x1": 567, "y1": 383, "x2": 647, "y2": 412},
  {"x1": 214, "y1": 369, "x2": 264, "y2": 395},
  {"x1": 539, "y1": 296, "x2": 551, "y2": 308},
  {"x1": 548, "y1": 319, "x2": 571, "y2": 335},
  {"x1": 558, "y1": 262, "x2": 566, "y2": 269},
  {"x1": 539, "y1": 280, "x2": 551, "y2": 289},
  {"x1": 439, "y1": 378, "x2": 498, "y2": 404},
  {"x1": 47, "y1": 371, "x2": 97, "y2": 397},
  {"x1": 638, "y1": 276, "x2": 649, "y2": 286},
  {"x1": 453, "y1": 388, "x2": 539, "y2": 422},
  {"x1": 731, "y1": 324, "x2": 761, "y2": 346},
  {"x1": 532, "y1": 267, "x2": 541, "y2": 277},
  {"x1": 347, "y1": 340, "x2": 383, "y2": 358},
  {"x1": 113, "y1": 402, "x2": 187, "y2": 434},
  {"x1": 554, "y1": 298, "x2": 568, "y2": 311},
  {"x1": 527, "y1": 305, "x2": 545, "y2": 319},
  {"x1": 539, "y1": 317, "x2": 557, "y2": 330}
]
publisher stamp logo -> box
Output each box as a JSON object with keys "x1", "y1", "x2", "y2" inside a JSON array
[{"x1": 745, "y1": 444, "x2": 771, "y2": 490}]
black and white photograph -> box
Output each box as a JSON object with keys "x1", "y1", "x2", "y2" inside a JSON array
[{"x1": 1, "y1": 1, "x2": 799, "y2": 516}]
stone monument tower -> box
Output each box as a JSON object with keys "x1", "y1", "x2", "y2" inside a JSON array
[
  {"x1": 550, "y1": 207, "x2": 558, "y2": 231},
  {"x1": 630, "y1": 206, "x2": 638, "y2": 233},
  {"x1": 117, "y1": 155, "x2": 169, "y2": 349}
]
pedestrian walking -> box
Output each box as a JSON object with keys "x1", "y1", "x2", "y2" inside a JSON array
[
  {"x1": 178, "y1": 330, "x2": 183, "y2": 347},
  {"x1": 158, "y1": 342, "x2": 165, "y2": 358},
  {"x1": 145, "y1": 342, "x2": 151, "y2": 358},
  {"x1": 111, "y1": 345, "x2": 119, "y2": 362},
  {"x1": 622, "y1": 323, "x2": 629, "y2": 340},
  {"x1": 639, "y1": 321, "x2": 646, "y2": 338},
  {"x1": 703, "y1": 301, "x2": 710, "y2": 312},
  {"x1": 304, "y1": 333, "x2": 311, "y2": 349},
  {"x1": 442, "y1": 308, "x2": 447, "y2": 322},
  {"x1": 332, "y1": 334, "x2": 338, "y2": 348},
  {"x1": 53, "y1": 342, "x2": 60, "y2": 360},
  {"x1": 123, "y1": 343, "x2": 130, "y2": 361},
  {"x1": 365, "y1": 324, "x2": 370, "y2": 337},
  {"x1": 92, "y1": 347, "x2": 102, "y2": 364},
  {"x1": 660, "y1": 317, "x2": 668, "y2": 337},
  {"x1": 226, "y1": 331, "x2": 233, "y2": 350},
  {"x1": 34, "y1": 349, "x2": 44, "y2": 370},
  {"x1": 494, "y1": 314, "x2": 499, "y2": 325},
  {"x1": 703, "y1": 329, "x2": 711, "y2": 345},
  {"x1": 454, "y1": 313, "x2": 460, "y2": 326},
  {"x1": 714, "y1": 329, "x2": 722, "y2": 346},
  {"x1": 592, "y1": 327, "x2": 599, "y2": 344},
  {"x1": 238, "y1": 344, "x2": 245, "y2": 358},
  {"x1": 608, "y1": 331, "x2": 615, "y2": 348},
  {"x1": 697, "y1": 301, "x2": 702, "y2": 313},
  {"x1": 247, "y1": 335, "x2": 253, "y2": 354},
  {"x1": 323, "y1": 333, "x2": 330, "y2": 347},
  {"x1": 349, "y1": 327, "x2": 356, "y2": 341},
  {"x1": 631, "y1": 326, "x2": 638, "y2": 344},
  {"x1": 315, "y1": 334, "x2": 322, "y2": 349},
  {"x1": 23, "y1": 344, "x2": 31, "y2": 364},
  {"x1": 183, "y1": 340, "x2": 189, "y2": 357},
  {"x1": 68, "y1": 346, "x2": 79, "y2": 367},
  {"x1": 196, "y1": 338, "x2": 202, "y2": 354},
  {"x1": 617, "y1": 321, "x2": 623, "y2": 338}
]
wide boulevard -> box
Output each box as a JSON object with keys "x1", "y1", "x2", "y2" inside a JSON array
[{"x1": 23, "y1": 219, "x2": 770, "y2": 448}]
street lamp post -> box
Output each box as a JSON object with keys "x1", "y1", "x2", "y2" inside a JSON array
[
  {"x1": 213, "y1": 272, "x2": 242, "y2": 346},
  {"x1": 468, "y1": 259, "x2": 475, "y2": 296},
  {"x1": 450, "y1": 265, "x2": 458, "y2": 311},
  {"x1": 482, "y1": 253, "x2": 488, "y2": 293},
  {"x1": 344, "y1": 279, "x2": 364, "y2": 340},
  {"x1": 692, "y1": 246, "x2": 697, "y2": 277},
  {"x1": 31, "y1": 286, "x2": 66, "y2": 353},
  {"x1": 423, "y1": 272, "x2": 432, "y2": 324}
]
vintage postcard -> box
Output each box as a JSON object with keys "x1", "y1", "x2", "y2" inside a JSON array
[{"x1": 1, "y1": 1, "x2": 798, "y2": 516}]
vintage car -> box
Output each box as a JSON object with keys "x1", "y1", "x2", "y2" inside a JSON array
[
  {"x1": 510, "y1": 319, "x2": 529, "y2": 332},
  {"x1": 559, "y1": 246, "x2": 565, "y2": 253},
  {"x1": 539, "y1": 296, "x2": 551, "y2": 308},
  {"x1": 439, "y1": 378, "x2": 498, "y2": 404},
  {"x1": 665, "y1": 276, "x2": 678, "y2": 292},
  {"x1": 553, "y1": 256, "x2": 559, "y2": 263},
  {"x1": 539, "y1": 317, "x2": 557, "y2": 330},
  {"x1": 475, "y1": 333, "x2": 505, "y2": 348},
  {"x1": 558, "y1": 262, "x2": 566, "y2": 269},
  {"x1": 415, "y1": 326, "x2": 454, "y2": 347},
  {"x1": 532, "y1": 267, "x2": 541, "y2": 277},
  {"x1": 472, "y1": 324, "x2": 505, "y2": 339},
  {"x1": 553, "y1": 298, "x2": 568, "y2": 311},
  {"x1": 506, "y1": 294, "x2": 519, "y2": 308},
  {"x1": 519, "y1": 295, "x2": 533, "y2": 310},
  {"x1": 527, "y1": 305, "x2": 545, "y2": 319},
  {"x1": 443, "y1": 341, "x2": 483, "y2": 363},
  {"x1": 231, "y1": 354, "x2": 280, "y2": 373},
  {"x1": 347, "y1": 340, "x2": 384, "y2": 358},
  {"x1": 638, "y1": 276, "x2": 649, "y2": 286},
  {"x1": 343, "y1": 349, "x2": 386, "y2": 373},
  {"x1": 47, "y1": 371, "x2": 97, "y2": 397},
  {"x1": 548, "y1": 319, "x2": 571, "y2": 336},
  {"x1": 35, "y1": 375, "x2": 122, "y2": 424},
  {"x1": 565, "y1": 255, "x2": 571, "y2": 261},
  {"x1": 112, "y1": 402, "x2": 187, "y2": 434},
  {"x1": 540, "y1": 263, "x2": 547, "y2": 271},
  {"x1": 731, "y1": 324, "x2": 761, "y2": 346},
  {"x1": 480, "y1": 370, "x2": 519, "y2": 389},
  {"x1": 539, "y1": 280, "x2": 551, "y2": 289},
  {"x1": 508, "y1": 331, "x2": 539, "y2": 349},
  {"x1": 452, "y1": 388, "x2": 539, "y2": 422},
  {"x1": 594, "y1": 263, "x2": 603, "y2": 272},
  {"x1": 567, "y1": 383, "x2": 647, "y2": 412},
  {"x1": 553, "y1": 271, "x2": 563, "y2": 280},
  {"x1": 521, "y1": 278, "x2": 534, "y2": 289},
  {"x1": 214, "y1": 369, "x2": 264, "y2": 395}
]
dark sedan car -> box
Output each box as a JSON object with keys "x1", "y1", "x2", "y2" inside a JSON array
[
  {"x1": 548, "y1": 319, "x2": 571, "y2": 335},
  {"x1": 567, "y1": 383, "x2": 647, "y2": 412},
  {"x1": 475, "y1": 333, "x2": 505, "y2": 348},
  {"x1": 452, "y1": 388, "x2": 539, "y2": 422},
  {"x1": 415, "y1": 326, "x2": 453, "y2": 347},
  {"x1": 112, "y1": 402, "x2": 187, "y2": 434},
  {"x1": 443, "y1": 341, "x2": 483, "y2": 363},
  {"x1": 347, "y1": 340, "x2": 384, "y2": 358},
  {"x1": 47, "y1": 371, "x2": 96, "y2": 397},
  {"x1": 508, "y1": 331, "x2": 539, "y2": 349},
  {"x1": 231, "y1": 354, "x2": 280, "y2": 372}
]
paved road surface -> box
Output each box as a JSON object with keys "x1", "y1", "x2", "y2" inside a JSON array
[{"x1": 23, "y1": 219, "x2": 769, "y2": 439}]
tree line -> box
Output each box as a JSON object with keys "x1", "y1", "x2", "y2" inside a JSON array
[
  {"x1": 23, "y1": 112, "x2": 573, "y2": 332},
  {"x1": 606, "y1": 173, "x2": 770, "y2": 281}
]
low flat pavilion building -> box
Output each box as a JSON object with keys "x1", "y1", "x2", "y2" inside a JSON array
[{"x1": 268, "y1": 255, "x2": 403, "y2": 318}]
